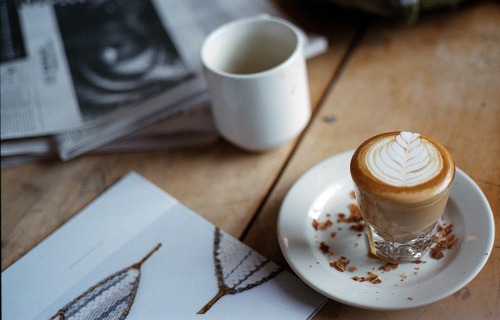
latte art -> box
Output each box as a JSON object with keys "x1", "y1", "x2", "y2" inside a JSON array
[
  {"x1": 366, "y1": 132, "x2": 442, "y2": 187},
  {"x1": 350, "y1": 131, "x2": 455, "y2": 262}
]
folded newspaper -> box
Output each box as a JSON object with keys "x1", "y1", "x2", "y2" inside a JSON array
[{"x1": 1, "y1": 0, "x2": 327, "y2": 164}]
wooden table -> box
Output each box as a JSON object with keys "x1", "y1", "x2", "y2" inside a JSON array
[{"x1": 2, "y1": 1, "x2": 499, "y2": 319}]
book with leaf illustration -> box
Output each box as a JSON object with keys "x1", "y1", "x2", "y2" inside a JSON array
[{"x1": 1, "y1": 172, "x2": 327, "y2": 319}]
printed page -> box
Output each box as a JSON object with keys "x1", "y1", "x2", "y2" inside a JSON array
[
  {"x1": 1, "y1": 2, "x2": 83, "y2": 139},
  {"x1": 1, "y1": 172, "x2": 327, "y2": 320}
]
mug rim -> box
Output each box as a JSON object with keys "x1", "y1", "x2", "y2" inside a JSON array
[{"x1": 200, "y1": 15, "x2": 303, "y2": 79}]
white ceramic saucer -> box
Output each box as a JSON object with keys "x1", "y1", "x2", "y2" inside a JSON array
[{"x1": 278, "y1": 150, "x2": 494, "y2": 310}]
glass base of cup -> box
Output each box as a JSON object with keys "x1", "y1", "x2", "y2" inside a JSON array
[{"x1": 365, "y1": 222, "x2": 439, "y2": 264}]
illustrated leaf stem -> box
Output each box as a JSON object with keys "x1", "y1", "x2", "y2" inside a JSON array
[{"x1": 197, "y1": 227, "x2": 283, "y2": 314}]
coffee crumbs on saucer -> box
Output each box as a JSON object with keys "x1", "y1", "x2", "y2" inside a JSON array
[
  {"x1": 350, "y1": 223, "x2": 365, "y2": 232},
  {"x1": 319, "y1": 241, "x2": 333, "y2": 255},
  {"x1": 312, "y1": 219, "x2": 333, "y2": 231},
  {"x1": 430, "y1": 224, "x2": 458, "y2": 260},
  {"x1": 437, "y1": 224, "x2": 453, "y2": 237},
  {"x1": 378, "y1": 263, "x2": 398, "y2": 272},
  {"x1": 352, "y1": 272, "x2": 381, "y2": 284},
  {"x1": 349, "y1": 266, "x2": 357, "y2": 272},
  {"x1": 330, "y1": 256, "x2": 350, "y2": 272},
  {"x1": 337, "y1": 203, "x2": 363, "y2": 224},
  {"x1": 408, "y1": 297, "x2": 413, "y2": 301},
  {"x1": 331, "y1": 231, "x2": 337, "y2": 238}
]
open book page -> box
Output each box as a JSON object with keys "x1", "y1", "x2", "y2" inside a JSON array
[{"x1": 1, "y1": 172, "x2": 327, "y2": 319}]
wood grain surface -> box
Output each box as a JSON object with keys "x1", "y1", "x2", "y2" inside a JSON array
[
  {"x1": 2, "y1": 1, "x2": 499, "y2": 319},
  {"x1": 244, "y1": 2, "x2": 500, "y2": 319}
]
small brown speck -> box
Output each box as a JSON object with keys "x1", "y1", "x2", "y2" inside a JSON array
[
  {"x1": 350, "y1": 223, "x2": 365, "y2": 232},
  {"x1": 319, "y1": 241, "x2": 331, "y2": 254},
  {"x1": 379, "y1": 263, "x2": 398, "y2": 272},
  {"x1": 312, "y1": 219, "x2": 333, "y2": 231},
  {"x1": 352, "y1": 271, "x2": 381, "y2": 284},
  {"x1": 330, "y1": 256, "x2": 350, "y2": 272}
]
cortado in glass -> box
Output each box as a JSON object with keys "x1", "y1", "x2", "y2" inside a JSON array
[{"x1": 350, "y1": 131, "x2": 455, "y2": 263}]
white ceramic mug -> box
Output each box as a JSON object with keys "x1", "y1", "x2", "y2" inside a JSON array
[{"x1": 200, "y1": 16, "x2": 311, "y2": 152}]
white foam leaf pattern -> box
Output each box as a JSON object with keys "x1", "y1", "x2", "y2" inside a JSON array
[{"x1": 367, "y1": 132, "x2": 442, "y2": 186}]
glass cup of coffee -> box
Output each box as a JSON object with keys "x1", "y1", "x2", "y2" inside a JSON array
[{"x1": 350, "y1": 131, "x2": 455, "y2": 263}]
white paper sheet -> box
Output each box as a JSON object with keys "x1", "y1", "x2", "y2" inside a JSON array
[{"x1": 2, "y1": 172, "x2": 326, "y2": 320}]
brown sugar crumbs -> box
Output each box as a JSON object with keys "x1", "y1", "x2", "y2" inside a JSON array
[
  {"x1": 350, "y1": 223, "x2": 365, "y2": 232},
  {"x1": 430, "y1": 224, "x2": 458, "y2": 260},
  {"x1": 312, "y1": 192, "x2": 458, "y2": 287},
  {"x1": 330, "y1": 256, "x2": 350, "y2": 272},
  {"x1": 337, "y1": 203, "x2": 363, "y2": 223},
  {"x1": 438, "y1": 224, "x2": 454, "y2": 237},
  {"x1": 312, "y1": 219, "x2": 333, "y2": 231},
  {"x1": 319, "y1": 241, "x2": 333, "y2": 255},
  {"x1": 352, "y1": 272, "x2": 382, "y2": 284},
  {"x1": 378, "y1": 263, "x2": 398, "y2": 272}
]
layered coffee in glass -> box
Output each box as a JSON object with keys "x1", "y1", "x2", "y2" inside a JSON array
[{"x1": 350, "y1": 131, "x2": 455, "y2": 263}]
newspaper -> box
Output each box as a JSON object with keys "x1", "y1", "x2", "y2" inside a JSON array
[
  {"x1": 1, "y1": 0, "x2": 328, "y2": 163},
  {"x1": 1, "y1": 103, "x2": 219, "y2": 168}
]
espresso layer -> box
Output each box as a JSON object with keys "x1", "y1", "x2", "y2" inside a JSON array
[
  {"x1": 354, "y1": 185, "x2": 451, "y2": 242},
  {"x1": 350, "y1": 131, "x2": 455, "y2": 204}
]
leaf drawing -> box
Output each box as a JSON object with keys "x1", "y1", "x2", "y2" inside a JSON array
[
  {"x1": 197, "y1": 228, "x2": 283, "y2": 314},
  {"x1": 50, "y1": 243, "x2": 161, "y2": 320}
]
